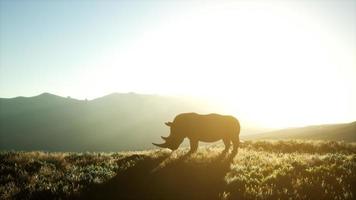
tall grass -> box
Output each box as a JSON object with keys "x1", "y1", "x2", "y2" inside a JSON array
[{"x1": 1, "y1": 140, "x2": 355, "y2": 200}]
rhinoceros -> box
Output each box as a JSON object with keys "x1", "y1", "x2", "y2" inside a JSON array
[{"x1": 153, "y1": 113, "x2": 240, "y2": 154}]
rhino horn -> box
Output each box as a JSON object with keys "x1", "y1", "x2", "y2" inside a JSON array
[
  {"x1": 165, "y1": 122, "x2": 173, "y2": 127},
  {"x1": 161, "y1": 136, "x2": 169, "y2": 140},
  {"x1": 152, "y1": 142, "x2": 170, "y2": 148}
]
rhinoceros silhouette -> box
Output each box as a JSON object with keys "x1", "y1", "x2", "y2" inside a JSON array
[{"x1": 153, "y1": 113, "x2": 240, "y2": 154}]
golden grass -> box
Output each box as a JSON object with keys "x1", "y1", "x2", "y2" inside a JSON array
[{"x1": 1, "y1": 140, "x2": 355, "y2": 200}]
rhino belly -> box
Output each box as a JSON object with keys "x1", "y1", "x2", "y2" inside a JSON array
[
  {"x1": 189, "y1": 129, "x2": 231, "y2": 142},
  {"x1": 198, "y1": 137, "x2": 222, "y2": 142}
]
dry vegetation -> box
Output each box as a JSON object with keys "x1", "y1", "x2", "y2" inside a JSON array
[{"x1": 1, "y1": 140, "x2": 355, "y2": 200}]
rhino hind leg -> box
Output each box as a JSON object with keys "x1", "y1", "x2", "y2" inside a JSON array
[
  {"x1": 231, "y1": 137, "x2": 240, "y2": 155},
  {"x1": 222, "y1": 138, "x2": 231, "y2": 153}
]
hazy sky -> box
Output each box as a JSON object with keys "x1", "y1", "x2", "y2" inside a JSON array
[{"x1": 0, "y1": 0, "x2": 355, "y2": 127}]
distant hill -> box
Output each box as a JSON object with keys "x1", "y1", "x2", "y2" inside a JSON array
[
  {"x1": 0, "y1": 92, "x2": 261, "y2": 151},
  {"x1": 0, "y1": 93, "x2": 209, "y2": 151},
  {"x1": 246, "y1": 121, "x2": 356, "y2": 141},
  {"x1": 2, "y1": 93, "x2": 353, "y2": 151}
]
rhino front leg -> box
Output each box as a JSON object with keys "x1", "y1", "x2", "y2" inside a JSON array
[{"x1": 189, "y1": 139, "x2": 198, "y2": 153}]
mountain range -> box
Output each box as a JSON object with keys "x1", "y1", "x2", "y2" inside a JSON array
[
  {"x1": 0, "y1": 93, "x2": 355, "y2": 151},
  {"x1": 0, "y1": 92, "x2": 238, "y2": 151}
]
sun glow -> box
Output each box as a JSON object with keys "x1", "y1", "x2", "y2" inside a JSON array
[{"x1": 85, "y1": 1, "x2": 355, "y2": 128}]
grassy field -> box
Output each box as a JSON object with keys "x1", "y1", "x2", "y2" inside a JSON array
[{"x1": 1, "y1": 140, "x2": 355, "y2": 200}]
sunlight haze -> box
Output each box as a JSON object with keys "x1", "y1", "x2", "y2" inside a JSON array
[{"x1": 0, "y1": 0, "x2": 355, "y2": 128}]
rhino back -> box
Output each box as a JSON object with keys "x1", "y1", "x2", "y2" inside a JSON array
[{"x1": 173, "y1": 113, "x2": 240, "y2": 140}]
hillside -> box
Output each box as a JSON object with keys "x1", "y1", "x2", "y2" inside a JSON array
[
  {"x1": 1, "y1": 140, "x2": 355, "y2": 200},
  {"x1": 247, "y1": 122, "x2": 356, "y2": 141},
  {"x1": 1, "y1": 92, "x2": 354, "y2": 151},
  {"x1": 0, "y1": 93, "x2": 218, "y2": 151}
]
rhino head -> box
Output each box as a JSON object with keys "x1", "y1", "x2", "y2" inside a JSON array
[{"x1": 152, "y1": 122, "x2": 184, "y2": 151}]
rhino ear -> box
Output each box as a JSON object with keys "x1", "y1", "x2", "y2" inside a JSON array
[{"x1": 165, "y1": 122, "x2": 173, "y2": 127}]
